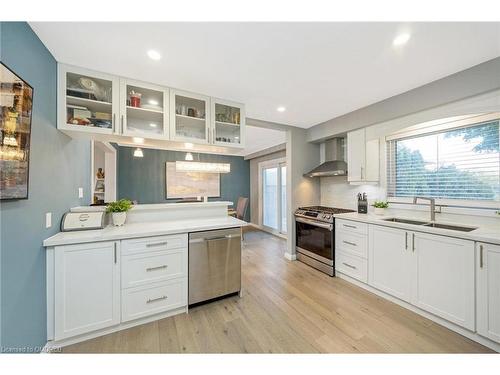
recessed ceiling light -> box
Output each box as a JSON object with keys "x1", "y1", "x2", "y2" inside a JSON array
[
  {"x1": 277, "y1": 106, "x2": 286, "y2": 112},
  {"x1": 147, "y1": 50, "x2": 161, "y2": 61},
  {"x1": 393, "y1": 33, "x2": 411, "y2": 47},
  {"x1": 133, "y1": 137, "x2": 144, "y2": 144}
]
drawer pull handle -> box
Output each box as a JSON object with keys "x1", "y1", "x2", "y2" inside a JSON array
[
  {"x1": 479, "y1": 244, "x2": 484, "y2": 268},
  {"x1": 343, "y1": 240, "x2": 357, "y2": 246},
  {"x1": 146, "y1": 265, "x2": 168, "y2": 272},
  {"x1": 343, "y1": 224, "x2": 357, "y2": 229},
  {"x1": 147, "y1": 241, "x2": 168, "y2": 248},
  {"x1": 342, "y1": 262, "x2": 357, "y2": 270},
  {"x1": 147, "y1": 295, "x2": 168, "y2": 304}
]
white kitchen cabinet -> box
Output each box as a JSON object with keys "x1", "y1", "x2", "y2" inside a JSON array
[
  {"x1": 119, "y1": 78, "x2": 169, "y2": 139},
  {"x1": 477, "y1": 242, "x2": 500, "y2": 343},
  {"x1": 54, "y1": 241, "x2": 120, "y2": 340},
  {"x1": 368, "y1": 225, "x2": 413, "y2": 302},
  {"x1": 347, "y1": 128, "x2": 379, "y2": 183},
  {"x1": 412, "y1": 232, "x2": 475, "y2": 330},
  {"x1": 58, "y1": 64, "x2": 119, "y2": 135},
  {"x1": 170, "y1": 89, "x2": 211, "y2": 144},
  {"x1": 211, "y1": 98, "x2": 245, "y2": 148}
]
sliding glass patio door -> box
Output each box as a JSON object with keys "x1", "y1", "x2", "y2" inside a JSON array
[{"x1": 261, "y1": 159, "x2": 287, "y2": 235}]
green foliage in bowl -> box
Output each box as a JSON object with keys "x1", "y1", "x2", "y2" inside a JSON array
[
  {"x1": 106, "y1": 199, "x2": 133, "y2": 213},
  {"x1": 373, "y1": 201, "x2": 389, "y2": 209}
]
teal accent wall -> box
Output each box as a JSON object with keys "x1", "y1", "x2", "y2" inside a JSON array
[
  {"x1": 0, "y1": 22, "x2": 91, "y2": 352},
  {"x1": 117, "y1": 147, "x2": 250, "y2": 221}
]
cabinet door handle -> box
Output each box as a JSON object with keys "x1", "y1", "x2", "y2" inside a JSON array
[
  {"x1": 343, "y1": 224, "x2": 357, "y2": 229},
  {"x1": 146, "y1": 241, "x2": 168, "y2": 248},
  {"x1": 360, "y1": 166, "x2": 363, "y2": 180},
  {"x1": 479, "y1": 244, "x2": 484, "y2": 268},
  {"x1": 405, "y1": 232, "x2": 408, "y2": 250},
  {"x1": 412, "y1": 233, "x2": 415, "y2": 252},
  {"x1": 147, "y1": 295, "x2": 168, "y2": 304},
  {"x1": 121, "y1": 115, "x2": 124, "y2": 133},
  {"x1": 342, "y1": 262, "x2": 357, "y2": 270},
  {"x1": 343, "y1": 240, "x2": 357, "y2": 247},
  {"x1": 113, "y1": 113, "x2": 116, "y2": 132},
  {"x1": 146, "y1": 265, "x2": 168, "y2": 272},
  {"x1": 114, "y1": 243, "x2": 117, "y2": 264}
]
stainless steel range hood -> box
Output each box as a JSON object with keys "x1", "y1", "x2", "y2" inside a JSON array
[{"x1": 305, "y1": 138, "x2": 347, "y2": 177}]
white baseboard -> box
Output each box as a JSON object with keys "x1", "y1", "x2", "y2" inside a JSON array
[
  {"x1": 284, "y1": 252, "x2": 296, "y2": 261},
  {"x1": 337, "y1": 272, "x2": 500, "y2": 353}
]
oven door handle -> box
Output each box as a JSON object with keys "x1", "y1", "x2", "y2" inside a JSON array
[{"x1": 295, "y1": 217, "x2": 333, "y2": 231}]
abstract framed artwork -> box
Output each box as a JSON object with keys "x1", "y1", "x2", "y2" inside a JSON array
[
  {"x1": 0, "y1": 62, "x2": 34, "y2": 200},
  {"x1": 165, "y1": 162, "x2": 220, "y2": 199}
]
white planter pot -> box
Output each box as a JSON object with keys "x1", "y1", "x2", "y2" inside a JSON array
[
  {"x1": 112, "y1": 212, "x2": 127, "y2": 226},
  {"x1": 374, "y1": 207, "x2": 386, "y2": 215}
]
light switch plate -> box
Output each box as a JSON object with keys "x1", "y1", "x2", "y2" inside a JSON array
[
  {"x1": 78, "y1": 187, "x2": 83, "y2": 198},
  {"x1": 46, "y1": 212, "x2": 52, "y2": 228}
]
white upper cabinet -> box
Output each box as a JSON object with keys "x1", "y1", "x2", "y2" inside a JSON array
[
  {"x1": 412, "y1": 232, "x2": 475, "y2": 330},
  {"x1": 211, "y1": 98, "x2": 245, "y2": 148},
  {"x1": 119, "y1": 78, "x2": 169, "y2": 139},
  {"x1": 170, "y1": 89, "x2": 211, "y2": 144},
  {"x1": 58, "y1": 64, "x2": 119, "y2": 135},
  {"x1": 347, "y1": 128, "x2": 379, "y2": 183},
  {"x1": 477, "y1": 242, "x2": 500, "y2": 343},
  {"x1": 368, "y1": 225, "x2": 413, "y2": 302}
]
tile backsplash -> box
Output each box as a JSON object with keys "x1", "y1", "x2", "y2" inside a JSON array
[{"x1": 320, "y1": 176, "x2": 386, "y2": 210}]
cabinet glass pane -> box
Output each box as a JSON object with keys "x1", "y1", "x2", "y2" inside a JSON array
[
  {"x1": 174, "y1": 95, "x2": 207, "y2": 140},
  {"x1": 126, "y1": 84, "x2": 164, "y2": 135},
  {"x1": 66, "y1": 72, "x2": 113, "y2": 130},
  {"x1": 214, "y1": 103, "x2": 241, "y2": 145}
]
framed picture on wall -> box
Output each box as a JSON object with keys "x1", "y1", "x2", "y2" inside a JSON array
[
  {"x1": 0, "y1": 62, "x2": 34, "y2": 200},
  {"x1": 165, "y1": 162, "x2": 221, "y2": 199}
]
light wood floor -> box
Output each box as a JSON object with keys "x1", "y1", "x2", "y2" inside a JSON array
[{"x1": 63, "y1": 228, "x2": 493, "y2": 353}]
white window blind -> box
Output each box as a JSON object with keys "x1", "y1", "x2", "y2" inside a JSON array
[{"x1": 387, "y1": 119, "x2": 500, "y2": 202}]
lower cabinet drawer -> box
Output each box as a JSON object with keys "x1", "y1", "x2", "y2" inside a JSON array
[
  {"x1": 121, "y1": 278, "x2": 187, "y2": 323},
  {"x1": 336, "y1": 230, "x2": 368, "y2": 258},
  {"x1": 121, "y1": 234, "x2": 187, "y2": 256},
  {"x1": 121, "y1": 248, "x2": 187, "y2": 289},
  {"x1": 335, "y1": 251, "x2": 368, "y2": 283}
]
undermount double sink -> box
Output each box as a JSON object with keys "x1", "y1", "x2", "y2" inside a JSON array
[{"x1": 382, "y1": 217, "x2": 477, "y2": 232}]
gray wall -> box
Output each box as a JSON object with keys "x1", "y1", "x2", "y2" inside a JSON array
[
  {"x1": 0, "y1": 22, "x2": 91, "y2": 351},
  {"x1": 307, "y1": 57, "x2": 500, "y2": 142},
  {"x1": 249, "y1": 149, "x2": 286, "y2": 225},
  {"x1": 117, "y1": 147, "x2": 250, "y2": 221}
]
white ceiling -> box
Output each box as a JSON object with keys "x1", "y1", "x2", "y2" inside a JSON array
[
  {"x1": 243, "y1": 126, "x2": 286, "y2": 156},
  {"x1": 30, "y1": 22, "x2": 500, "y2": 128}
]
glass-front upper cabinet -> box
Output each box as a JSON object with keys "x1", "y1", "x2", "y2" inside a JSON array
[
  {"x1": 211, "y1": 98, "x2": 245, "y2": 148},
  {"x1": 119, "y1": 79, "x2": 169, "y2": 139},
  {"x1": 169, "y1": 90, "x2": 210, "y2": 144},
  {"x1": 58, "y1": 65, "x2": 119, "y2": 134}
]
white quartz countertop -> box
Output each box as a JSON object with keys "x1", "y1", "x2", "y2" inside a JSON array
[
  {"x1": 44, "y1": 216, "x2": 247, "y2": 247},
  {"x1": 334, "y1": 212, "x2": 500, "y2": 245}
]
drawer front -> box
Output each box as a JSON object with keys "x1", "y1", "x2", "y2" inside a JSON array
[
  {"x1": 121, "y1": 234, "x2": 187, "y2": 256},
  {"x1": 121, "y1": 278, "x2": 187, "y2": 322},
  {"x1": 122, "y1": 249, "x2": 187, "y2": 289},
  {"x1": 336, "y1": 230, "x2": 368, "y2": 258},
  {"x1": 336, "y1": 251, "x2": 368, "y2": 283},
  {"x1": 336, "y1": 219, "x2": 368, "y2": 235}
]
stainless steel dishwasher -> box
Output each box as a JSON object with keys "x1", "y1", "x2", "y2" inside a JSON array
[{"x1": 188, "y1": 227, "x2": 242, "y2": 305}]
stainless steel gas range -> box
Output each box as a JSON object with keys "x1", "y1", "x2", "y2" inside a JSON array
[{"x1": 294, "y1": 206, "x2": 355, "y2": 276}]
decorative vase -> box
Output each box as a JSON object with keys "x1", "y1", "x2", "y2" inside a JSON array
[
  {"x1": 112, "y1": 212, "x2": 127, "y2": 226},
  {"x1": 374, "y1": 207, "x2": 385, "y2": 215}
]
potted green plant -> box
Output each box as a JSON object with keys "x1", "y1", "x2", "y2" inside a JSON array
[
  {"x1": 372, "y1": 201, "x2": 389, "y2": 215},
  {"x1": 106, "y1": 199, "x2": 133, "y2": 226}
]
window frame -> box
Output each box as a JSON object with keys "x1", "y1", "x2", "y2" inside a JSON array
[{"x1": 385, "y1": 113, "x2": 500, "y2": 210}]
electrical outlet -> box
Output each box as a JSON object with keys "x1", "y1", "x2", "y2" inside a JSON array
[
  {"x1": 46, "y1": 212, "x2": 52, "y2": 228},
  {"x1": 78, "y1": 187, "x2": 83, "y2": 198}
]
